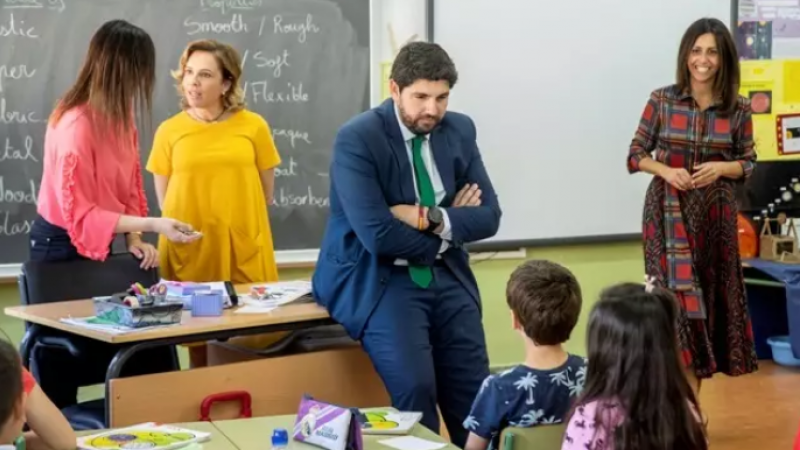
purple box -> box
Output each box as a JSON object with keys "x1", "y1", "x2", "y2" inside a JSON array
[
  {"x1": 181, "y1": 285, "x2": 209, "y2": 295},
  {"x1": 191, "y1": 292, "x2": 224, "y2": 317}
]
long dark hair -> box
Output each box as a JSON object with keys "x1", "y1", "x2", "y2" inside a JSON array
[
  {"x1": 51, "y1": 19, "x2": 155, "y2": 135},
  {"x1": 572, "y1": 283, "x2": 707, "y2": 449},
  {"x1": 676, "y1": 17, "x2": 740, "y2": 115}
]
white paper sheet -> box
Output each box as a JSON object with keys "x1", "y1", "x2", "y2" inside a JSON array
[{"x1": 377, "y1": 436, "x2": 447, "y2": 450}]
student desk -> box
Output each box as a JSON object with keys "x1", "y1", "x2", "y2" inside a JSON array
[
  {"x1": 213, "y1": 415, "x2": 459, "y2": 450},
  {"x1": 4, "y1": 286, "x2": 336, "y2": 425}
]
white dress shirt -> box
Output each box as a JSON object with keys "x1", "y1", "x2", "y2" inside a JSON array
[{"x1": 393, "y1": 106, "x2": 452, "y2": 266}]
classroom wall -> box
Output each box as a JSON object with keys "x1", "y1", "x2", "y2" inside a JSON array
[{"x1": 0, "y1": 241, "x2": 645, "y2": 366}]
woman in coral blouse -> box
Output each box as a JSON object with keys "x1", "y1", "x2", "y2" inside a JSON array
[
  {"x1": 32, "y1": 20, "x2": 200, "y2": 269},
  {"x1": 147, "y1": 39, "x2": 283, "y2": 366}
]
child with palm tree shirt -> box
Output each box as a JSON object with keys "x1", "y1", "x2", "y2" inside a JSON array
[{"x1": 463, "y1": 260, "x2": 587, "y2": 450}]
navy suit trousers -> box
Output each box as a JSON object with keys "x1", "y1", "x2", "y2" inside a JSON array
[{"x1": 361, "y1": 264, "x2": 490, "y2": 448}]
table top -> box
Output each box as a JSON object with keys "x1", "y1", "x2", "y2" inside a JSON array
[
  {"x1": 213, "y1": 415, "x2": 458, "y2": 450},
  {"x1": 3, "y1": 284, "x2": 331, "y2": 344}
]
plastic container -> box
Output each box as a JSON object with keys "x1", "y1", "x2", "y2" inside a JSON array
[
  {"x1": 93, "y1": 298, "x2": 183, "y2": 328},
  {"x1": 191, "y1": 292, "x2": 224, "y2": 317},
  {"x1": 271, "y1": 428, "x2": 288, "y2": 449},
  {"x1": 767, "y1": 335, "x2": 800, "y2": 367}
]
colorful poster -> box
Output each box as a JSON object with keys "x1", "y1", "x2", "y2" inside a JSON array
[
  {"x1": 784, "y1": 60, "x2": 800, "y2": 103},
  {"x1": 740, "y1": 61, "x2": 780, "y2": 160},
  {"x1": 777, "y1": 113, "x2": 800, "y2": 154},
  {"x1": 736, "y1": 1, "x2": 800, "y2": 161},
  {"x1": 737, "y1": 0, "x2": 800, "y2": 59}
]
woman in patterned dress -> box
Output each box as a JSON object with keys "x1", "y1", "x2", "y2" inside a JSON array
[{"x1": 626, "y1": 17, "x2": 758, "y2": 392}]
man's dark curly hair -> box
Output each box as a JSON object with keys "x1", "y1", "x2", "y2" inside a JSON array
[{"x1": 390, "y1": 41, "x2": 458, "y2": 91}]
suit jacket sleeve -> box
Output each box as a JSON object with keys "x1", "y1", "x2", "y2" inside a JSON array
[
  {"x1": 445, "y1": 117, "x2": 501, "y2": 244},
  {"x1": 331, "y1": 126, "x2": 442, "y2": 264}
]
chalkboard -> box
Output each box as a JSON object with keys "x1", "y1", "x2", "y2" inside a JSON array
[{"x1": 0, "y1": 0, "x2": 370, "y2": 265}]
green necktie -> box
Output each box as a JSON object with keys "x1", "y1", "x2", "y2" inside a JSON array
[{"x1": 409, "y1": 135, "x2": 434, "y2": 288}]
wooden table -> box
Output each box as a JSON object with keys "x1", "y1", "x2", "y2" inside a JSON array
[
  {"x1": 4, "y1": 285, "x2": 336, "y2": 425},
  {"x1": 213, "y1": 415, "x2": 459, "y2": 450},
  {"x1": 4, "y1": 299, "x2": 331, "y2": 344}
]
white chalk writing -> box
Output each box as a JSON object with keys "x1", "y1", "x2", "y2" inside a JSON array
[
  {"x1": 0, "y1": 210, "x2": 33, "y2": 236},
  {"x1": 252, "y1": 49, "x2": 290, "y2": 78},
  {"x1": 0, "y1": 63, "x2": 35, "y2": 92},
  {"x1": 184, "y1": 13, "x2": 248, "y2": 35},
  {"x1": 0, "y1": 176, "x2": 37, "y2": 204},
  {"x1": 1, "y1": 0, "x2": 64, "y2": 12},
  {"x1": 242, "y1": 81, "x2": 308, "y2": 104},
  {"x1": 0, "y1": 136, "x2": 36, "y2": 162},
  {"x1": 0, "y1": 98, "x2": 39, "y2": 124},
  {"x1": 0, "y1": 13, "x2": 38, "y2": 38},
  {"x1": 266, "y1": 14, "x2": 320, "y2": 42},
  {"x1": 274, "y1": 186, "x2": 329, "y2": 208},
  {"x1": 274, "y1": 156, "x2": 298, "y2": 177},
  {"x1": 200, "y1": 0, "x2": 261, "y2": 15},
  {"x1": 272, "y1": 128, "x2": 311, "y2": 149}
]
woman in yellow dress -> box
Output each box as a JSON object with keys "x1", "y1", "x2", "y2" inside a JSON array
[{"x1": 147, "y1": 39, "x2": 283, "y2": 366}]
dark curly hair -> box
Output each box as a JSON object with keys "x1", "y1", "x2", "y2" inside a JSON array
[{"x1": 390, "y1": 41, "x2": 458, "y2": 91}]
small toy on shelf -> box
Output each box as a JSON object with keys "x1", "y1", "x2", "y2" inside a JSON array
[{"x1": 759, "y1": 213, "x2": 800, "y2": 263}]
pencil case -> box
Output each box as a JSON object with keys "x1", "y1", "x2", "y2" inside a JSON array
[{"x1": 292, "y1": 395, "x2": 363, "y2": 450}]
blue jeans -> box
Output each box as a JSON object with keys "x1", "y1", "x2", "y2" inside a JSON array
[{"x1": 28, "y1": 216, "x2": 84, "y2": 262}]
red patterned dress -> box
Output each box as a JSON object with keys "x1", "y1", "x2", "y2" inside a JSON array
[{"x1": 628, "y1": 84, "x2": 758, "y2": 379}]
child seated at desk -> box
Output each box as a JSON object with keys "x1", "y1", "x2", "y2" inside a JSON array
[
  {"x1": 463, "y1": 260, "x2": 586, "y2": 450},
  {"x1": 561, "y1": 282, "x2": 706, "y2": 449},
  {"x1": 0, "y1": 339, "x2": 75, "y2": 450}
]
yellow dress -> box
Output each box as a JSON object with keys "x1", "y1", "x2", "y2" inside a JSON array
[
  {"x1": 147, "y1": 109, "x2": 286, "y2": 359},
  {"x1": 146, "y1": 109, "x2": 281, "y2": 284}
]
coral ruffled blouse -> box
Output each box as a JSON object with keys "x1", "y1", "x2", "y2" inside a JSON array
[{"x1": 36, "y1": 106, "x2": 148, "y2": 260}]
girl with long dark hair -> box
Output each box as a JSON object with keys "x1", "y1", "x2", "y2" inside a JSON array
[{"x1": 561, "y1": 282, "x2": 707, "y2": 450}]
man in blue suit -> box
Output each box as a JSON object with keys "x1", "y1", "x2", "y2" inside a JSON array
[{"x1": 312, "y1": 42, "x2": 501, "y2": 447}]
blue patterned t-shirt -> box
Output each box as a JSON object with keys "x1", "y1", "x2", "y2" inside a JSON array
[{"x1": 462, "y1": 354, "x2": 587, "y2": 450}]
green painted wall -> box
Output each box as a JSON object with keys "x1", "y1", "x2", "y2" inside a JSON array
[{"x1": 0, "y1": 240, "x2": 645, "y2": 367}]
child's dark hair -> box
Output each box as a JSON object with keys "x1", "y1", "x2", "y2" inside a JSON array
[
  {"x1": 574, "y1": 282, "x2": 707, "y2": 449},
  {"x1": 0, "y1": 339, "x2": 23, "y2": 427},
  {"x1": 506, "y1": 260, "x2": 582, "y2": 345}
]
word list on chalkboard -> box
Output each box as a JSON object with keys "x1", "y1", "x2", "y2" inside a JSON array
[{"x1": 0, "y1": 0, "x2": 371, "y2": 265}]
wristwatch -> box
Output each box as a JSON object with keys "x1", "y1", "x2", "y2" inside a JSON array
[{"x1": 426, "y1": 206, "x2": 443, "y2": 233}]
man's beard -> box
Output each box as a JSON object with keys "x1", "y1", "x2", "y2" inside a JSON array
[{"x1": 399, "y1": 104, "x2": 441, "y2": 135}]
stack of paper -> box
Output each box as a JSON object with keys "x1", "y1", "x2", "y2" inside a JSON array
[
  {"x1": 359, "y1": 410, "x2": 423, "y2": 435},
  {"x1": 60, "y1": 317, "x2": 174, "y2": 335},
  {"x1": 235, "y1": 280, "x2": 313, "y2": 314}
]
